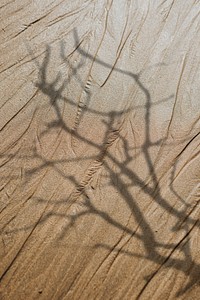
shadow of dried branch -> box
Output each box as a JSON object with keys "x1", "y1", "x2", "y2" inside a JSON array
[{"x1": 1, "y1": 28, "x2": 200, "y2": 298}]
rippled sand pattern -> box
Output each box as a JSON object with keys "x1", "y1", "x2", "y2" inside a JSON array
[{"x1": 0, "y1": 1, "x2": 200, "y2": 299}]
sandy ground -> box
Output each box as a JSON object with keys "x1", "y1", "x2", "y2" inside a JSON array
[{"x1": 0, "y1": 1, "x2": 200, "y2": 299}]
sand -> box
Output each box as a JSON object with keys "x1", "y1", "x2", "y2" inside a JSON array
[{"x1": 0, "y1": 1, "x2": 200, "y2": 299}]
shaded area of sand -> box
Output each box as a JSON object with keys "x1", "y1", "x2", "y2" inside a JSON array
[{"x1": 0, "y1": 1, "x2": 200, "y2": 299}]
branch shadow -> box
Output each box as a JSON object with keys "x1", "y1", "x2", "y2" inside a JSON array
[{"x1": 1, "y1": 28, "x2": 200, "y2": 298}]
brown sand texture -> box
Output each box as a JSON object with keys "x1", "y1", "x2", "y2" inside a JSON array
[{"x1": 0, "y1": 1, "x2": 200, "y2": 299}]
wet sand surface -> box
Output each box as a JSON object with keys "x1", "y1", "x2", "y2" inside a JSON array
[{"x1": 0, "y1": 1, "x2": 200, "y2": 299}]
